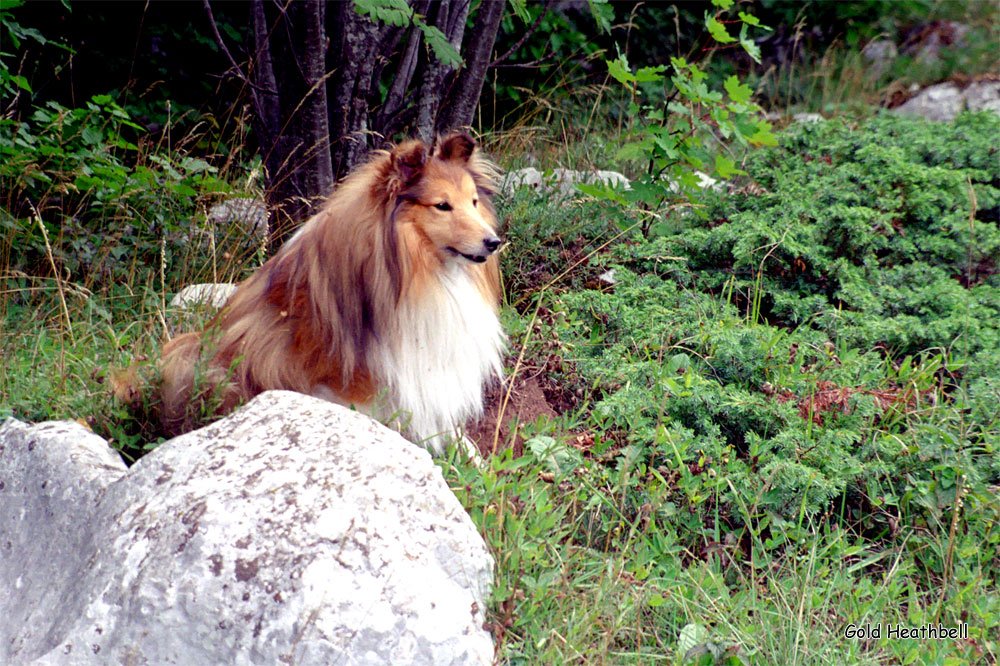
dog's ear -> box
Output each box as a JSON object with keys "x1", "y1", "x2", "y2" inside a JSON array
[
  {"x1": 389, "y1": 140, "x2": 428, "y2": 190},
  {"x1": 436, "y1": 133, "x2": 476, "y2": 164}
]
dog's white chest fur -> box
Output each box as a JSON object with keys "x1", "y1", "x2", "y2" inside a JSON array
[{"x1": 369, "y1": 264, "x2": 504, "y2": 451}]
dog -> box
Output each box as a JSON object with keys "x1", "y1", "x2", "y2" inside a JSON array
[{"x1": 160, "y1": 133, "x2": 505, "y2": 453}]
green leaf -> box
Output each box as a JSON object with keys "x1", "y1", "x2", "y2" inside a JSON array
[
  {"x1": 81, "y1": 126, "x2": 103, "y2": 145},
  {"x1": 508, "y1": 0, "x2": 530, "y2": 23},
  {"x1": 706, "y1": 16, "x2": 736, "y2": 44},
  {"x1": 666, "y1": 101, "x2": 689, "y2": 115},
  {"x1": 414, "y1": 18, "x2": 462, "y2": 68},
  {"x1": 576, "y1": 181, "x2": 628, "y2": 206},
  {"x1": 353, "y1": 0, "x2": 412, "y2": 26},
  {"x1": 739, "y1": 23, "x2": 763, "y2": 63},
  {"x1": 715, "y1": 154, "x2": 743, "y2": 178},
  {"x1": 179, "y1": 156, "x2": 214, "y2": 174},
  {"x1": 526, "y1": 436, "x2": 582, "y2": 474},
  {"x1": 111, "y1": 136, "x2": 139, "y2": 151},
  {"x1": 607, "y1": 56, "x2": 636, "y2": 86},
  {"x1": 653, "y1": 133, "x2": 678, "y2": 158},
  {"x1": 711, "y1": 0, "x2": 734, "y2": 8},
  {"x1": 18, "y1": 25, "x2": 46, "y2": 45},
  {"x1": 615, "y1": 139, "x2": 651, "y2": 162},
  {"x1": 587, "y1": 0, "x2": 612, "y2": 35},
  {"x1": 634, "y1": 64, "x2": 668, "y2": 83},
  {"x1": 724, "y1": 75, "x2": 752, "y2": 104},
  {"x1": 738, "y1": 11, "x2": 760, "y2": 26},
  {"x1": 678, "y1": 623, "x2": 709, "y2": 653},
  {"x1": 9, "y1": 73, "x2": 31, "y2": 92},
  {"x1": 749, "y1": 120, "x2": 778, "y2": 147}
]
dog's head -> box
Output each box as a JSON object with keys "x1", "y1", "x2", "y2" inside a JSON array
[{"x1": 387, "y1": 134, "x2": 501, "y2": 264}]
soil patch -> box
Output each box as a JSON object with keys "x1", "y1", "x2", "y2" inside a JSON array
[{"x1": 465, "y1": 372, "x2": 558, "y2": 458}]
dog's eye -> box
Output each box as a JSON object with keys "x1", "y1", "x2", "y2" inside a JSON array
[
  {"x1": 472, "y1": 198, "x2": 478, "y2": 208},
  {"x1": 434, "y1": 202, "x2": 452, "y2": 211}
]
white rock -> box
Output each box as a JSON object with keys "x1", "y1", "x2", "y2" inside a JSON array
[
  {"x1": 0, "y1": 420, "x2": 128, "y2": 664},
  {"x1": 0, "y1": 391, "x2": 494, "y2": 666},
  {"x1": 500, "y1": 167, "x2": 544, "y2": 196},
  {"x1": 663, "y1": 170, "x2": 722, "y2": 194},
  {"x1": 861, "y1": 38, "x2": 897, "y2": 77},
  {"x1": 170, "y1": 282, "x2": 238, "y2": 309},
  {"x1": 208, "y1": 197, "x2": 268, "y2": 239},
  {"x1": 895, "y1": 82, "x2": 965, "y2": 122},
  {"x1": 692, "y1": 171, "x2": 720, "y2": 190},
  {"x1": 502, "y1": 166, "x2": 730, "y2": 201},
  {"x1": 501, "y1": 167, "x2": 630, "y2": 199},
  {"x1": 792, "y1": 112, "x2": 824, "y2": 124},
  {"x1": 962, "y1": 81, "x2": 1000, "y2": 113},
  {"x1": 905, "y1": 21, "x2": 970, "y2": 66},
  {"x1": 551, "y1": 168, "x2": 631, "y2": 198},
  {"x1": 894, "y1": 81, "x2": 1000, "y2": 122}
]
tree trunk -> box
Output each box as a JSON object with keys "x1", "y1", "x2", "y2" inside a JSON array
[
  {"x1": 249, "y1": 0, "x2": 334, "y2": 251},
  {"x1": 372, "y1": 0, "x2": 431, "y2": 143},
  {"x1": 436, "y1": 0, "x2": 505, "y2": 134},
  {"x1": 327, "y1": 3, "x2": 387, "y2": 180},
  {"x1": 414, "y1": 0, "x2": 470, "y2": 142}
]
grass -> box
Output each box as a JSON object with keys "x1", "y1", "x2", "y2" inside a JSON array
[{"x1": 442, "y1": 429, "x2": 997, "y2": 665}]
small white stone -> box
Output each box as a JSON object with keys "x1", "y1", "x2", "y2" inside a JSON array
[{"x1": 170, "y1": 283, "x2": 238, "y2": 310}]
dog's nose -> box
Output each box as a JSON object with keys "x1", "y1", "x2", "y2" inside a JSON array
[{"x1": 483, "y1": 237, "x2": 501, "y2": 253}]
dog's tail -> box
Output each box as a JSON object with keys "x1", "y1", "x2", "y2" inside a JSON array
[
  {"x1": 159, "y1": 330, "x2": 245, "y2": 436},
  {"x1": 159, "y1": 332, "x2": 203, "y2": 436}
]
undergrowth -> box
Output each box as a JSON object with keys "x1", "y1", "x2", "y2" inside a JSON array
[
  {"x1": 446, "y1": 110, "x2": 1000, "y2": 665},
  {"x1": 0, "y1": 91, "x2": 263, "y2": 456}
]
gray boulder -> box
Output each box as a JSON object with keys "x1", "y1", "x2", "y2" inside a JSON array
[
  {"x1": 904, "y1": 21, "x2": 970, "y2": 66},
  {"x1": 1, "y1": 391, "x2": 494, "y2": 665},
  {"x1": 894, "y1": 81, "x2": 1000, "y2": 122},
  {"x1": 500, "y1": 166, "x2": 544, "y2": 196},
  {"x1": 861, "y1": 38, "x2": 897, "y2": 77}
]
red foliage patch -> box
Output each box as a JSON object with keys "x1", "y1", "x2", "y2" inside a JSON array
[{"x1": 773, "y1": 379, "x2": 932, "y2": 426}]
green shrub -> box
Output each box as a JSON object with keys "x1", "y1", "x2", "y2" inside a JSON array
[
  {"x1": 548, "y1": 112, "x2": 999, "y2": 559},
  {"x1": 0, "y1": 95, "x2": 239, "y2": 294}
]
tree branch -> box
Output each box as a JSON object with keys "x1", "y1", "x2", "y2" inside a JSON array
[
  {"x1": 202, "y1": 0, "x2": 274, "y2": 94},
  {"x1": 489, "y1": 0, "x2": 555, "y2": 68},
  {"x1": 491, "y1": 51, "x2": 558, "y2": 69},
  {"x1": 203, "y1": 0, "x2": 243, "y2": 75}
]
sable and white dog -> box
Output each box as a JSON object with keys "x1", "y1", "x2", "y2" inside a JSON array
[{"x1": 160, "y1": 133, "x2": 504, "y2": 452}]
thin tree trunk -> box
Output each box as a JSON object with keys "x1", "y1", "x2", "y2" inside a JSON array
[
  {"x1": 372, "y1": 1, "x2": 431, "y2": 145},
  {"x1": 328, "y1": 3, "x2": 386, "y2": 179},
  {"x1": 436, "y1": 0, "x2": 505, "y2": 133},
  {"x1": 415, "y1": 0, "x2": 470, "y2": 142},
  {"x1": 248, "y1": 1, "x2": 280, "y2": 138},
  {"x1": 249, "y1": 0, "x2": 334, "y2": 251}
]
